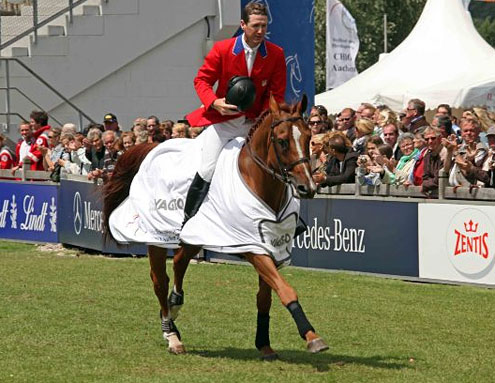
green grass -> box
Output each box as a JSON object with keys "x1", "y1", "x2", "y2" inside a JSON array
[{"x1": 1, "y1": 240, "x2": 494, "y2": 382}]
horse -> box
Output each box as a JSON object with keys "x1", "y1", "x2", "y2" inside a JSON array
[{"x1": 103, "y1": 94, "x2": 329, "y2": 358}]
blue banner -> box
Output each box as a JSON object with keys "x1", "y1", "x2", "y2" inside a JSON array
[
  {"x1": 58, "y1": 179, "x2": 147, "y2": 255},
  {"x1": 239, "y1": 0, "x2": 315, "y2": 107},
  {"x1": 292, "y1": 199, "x2": 419, "y2": 277},
  {"x1": 0, "y1": 181, "x2": 58, "y2": 243}
]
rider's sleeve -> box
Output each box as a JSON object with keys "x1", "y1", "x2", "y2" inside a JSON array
[{"x1": 193, "y1": 42, "x2": 222, "y2": 112}]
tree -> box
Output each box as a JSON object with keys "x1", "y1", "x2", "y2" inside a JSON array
[{"x1": 314, "y1": 0, "x2": 495, "y2": 94}]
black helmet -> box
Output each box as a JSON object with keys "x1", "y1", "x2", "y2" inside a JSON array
[{"x1": 225, "y1": 76, "x2": 256, "y2": 112}]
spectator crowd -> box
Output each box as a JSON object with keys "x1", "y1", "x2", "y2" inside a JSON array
[{"x1": 1, "y1": 98, "x2": 495, "y2": 198}]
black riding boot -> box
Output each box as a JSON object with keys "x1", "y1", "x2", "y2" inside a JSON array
[{"x1": 182, "y1": 173, "x2": 211, "y2": 226}]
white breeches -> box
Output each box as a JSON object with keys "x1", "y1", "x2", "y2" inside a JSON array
[{"x1": 198, "y1": 117, "x2": 251, "y2": 181}]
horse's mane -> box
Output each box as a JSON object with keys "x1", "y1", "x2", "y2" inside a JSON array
[
  {"x1": 102, "y1": 142, "x2": 157, "y2": 241},
  {"x1": 246, "y1": 103, "x2": 296, "y2": 142}
]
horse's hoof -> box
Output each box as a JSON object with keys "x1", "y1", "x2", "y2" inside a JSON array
[
  {"x1": 260, "y1": 352, "x2": 279, "y2": 361},
  {"x1": 307, "y1": 338, "x2": 329, "y2": 353},
  {"x1": 168, "y1": 344, "x2": 186, "y2": 355}
]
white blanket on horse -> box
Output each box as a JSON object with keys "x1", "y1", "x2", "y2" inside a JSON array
[{"x1": 109, "y1": 135, "x2": 300, "y2": 264}]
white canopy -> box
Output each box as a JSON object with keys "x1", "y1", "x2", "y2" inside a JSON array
[{"x1": 315, "y1": 0, "x2": 495, "y2": 113}]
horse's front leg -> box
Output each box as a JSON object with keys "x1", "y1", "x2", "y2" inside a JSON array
[
  {"x1": 168, "y1": 245, "x2": 201, "y2": 320},
  {"x1": 148, "y1": 245, "x2": 185, "y2": 354},
  {"x1": 245, "y1": 253, "x2": 329, "y2": 353},
  {"x1": 256, "y1": 276, "x2": 278, "y2": 360}
]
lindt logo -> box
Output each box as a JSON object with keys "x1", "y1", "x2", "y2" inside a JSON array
[
  {"x1": 454, "y1": 219, "x2": 488, "y2": 259},
  {"x1": 447, "y1": 209, "x2": 495, "y2": 278}
]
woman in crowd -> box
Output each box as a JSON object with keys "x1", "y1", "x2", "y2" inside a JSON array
[
  {"x1": 171, "y1": 123, "x2": 189, "y2": 139},
  {"x1": 352, "y1": 118, "x2": 375, "y2": 154},
  {"x1": 356, "y1": 136, "x2": 394, "y2": 186},
  {"x1": 309, "y1": 133, "x2": 327, "y2": 174},
  {"x1": 382, "y1": 132, "x2": 418, "y2": 185}
]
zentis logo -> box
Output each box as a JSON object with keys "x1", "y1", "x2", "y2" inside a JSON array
[
  {"x1": 446, "y1": 209, "x2": 495, "y2": 278},
  {"x1": 453, "y1": 219, "x2": 489, "y2": 259}
]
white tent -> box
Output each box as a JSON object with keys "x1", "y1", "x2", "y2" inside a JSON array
[{"x1": 315, "y1": 0, "x2": 495, "y2": 113}]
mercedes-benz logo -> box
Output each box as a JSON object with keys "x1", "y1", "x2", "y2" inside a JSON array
[{"x1": 73, "y1": 192, "x2": 82, "y2": 235}]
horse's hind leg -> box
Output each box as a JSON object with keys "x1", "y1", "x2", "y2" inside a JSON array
[
  {"x1": 256, "y1": 276, "x2": 278, "y2": 360},
  {"x1": 148, "y1": 245, "x2": 185, "y2": 354},
  {"x1": 245, "y1": 253, "x2": 329, "y2": 354},
  {"x1": 169, "y1": 245, "x2": 201, "y2": 320}
]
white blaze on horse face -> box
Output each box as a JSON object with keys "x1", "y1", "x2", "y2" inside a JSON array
[{"x1": 291, "y1": 125, "x2": 317, "y2": 192}]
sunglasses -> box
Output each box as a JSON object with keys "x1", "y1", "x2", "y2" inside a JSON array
[
  {"x1": 309, "y1": 121, "x2": 323, "y2": 126},
  {"x1": 338, "y1": 117, "x2": 352, "y2": 122}
]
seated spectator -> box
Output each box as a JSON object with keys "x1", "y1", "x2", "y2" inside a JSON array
[
  {"x1": 411, "y1": 129, "x2": 428, "y2": 186},
  {"x1": 309, "y1": 133, "x2": 326, "y2": 174},
  {"x1": 313, "y1": 133, "x2": 358, "y2": 188},
  {"x1": 0, "y1": 133, "x2": 15, "y2": 169},
  {"x1": 160, "y1": 120, "x2": 174, "y2": 141},
  {"x1": 382, "y1": 133, "x2": 417, "y2": 185},
  {"x1": 445, "y1": 118, "x2": 487, "y2": 187},
  {"x1": 188, "y1": 126, "x2": 204, "y2": 138},
  {"x1": 86, "y1": 128, "x2": 105, "y2": 173},
  {"x1": 171, "y1": 123, "x2": 189, "y2": 139},
  {"x1": 40, "y1": 127, "x2": 63, "y2": 172},
  {"x1": 403, "y1": 98, "x2": 429, "y2": 134},
  {"x1": 352, "y1": 118, "x2": 374, "y2": 154},
  {"x1": 135, "y1": 130, "x2": 149, "y2": 145},
  {"x1": 383, "y1": 121, "x2": 403, "y2": 161},
  {"x1": 458, "y1": 126, "x2": 495, "y2": 187},
  {"x1": 356, "y1": 142, "x2": 393, "y2": 186},
  {"x1": 58, "y1": 133, "x2": 92, "y2": 175},
  {"x1": 422, "y1": 126, "x2": 445, "y2": 197}
]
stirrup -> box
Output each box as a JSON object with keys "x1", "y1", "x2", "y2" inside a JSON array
[
  {"x1": 160, "y1": 311, "x2": 181, "y2": 341},
  {"x1": 168, "y1": 290, "x2": 184, "y2": 320}
]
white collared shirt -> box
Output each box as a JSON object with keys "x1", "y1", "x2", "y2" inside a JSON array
[{"x1": 241, "y1": 33, "x2": 260, "y2": 76}]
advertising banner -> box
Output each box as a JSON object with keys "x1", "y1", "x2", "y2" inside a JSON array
[
  {"x1": 239, "y1": 0, "x2": 315, "y2": 106},
  {"x1": 0, "y1": 181, "x2": 58, "y2": 243},
  {"x1": 292, "y1": 198, "x2": 419, "y2": 277},
  {"x1": 419, "y1": 204, "x2": 495, "y2": 285},
  {"x1": 58, "y1": 180, "x2": 147, "y2": 255}
]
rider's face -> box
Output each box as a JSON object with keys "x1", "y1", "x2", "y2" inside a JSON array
[{"x1": 241, "y1": 14, "x2": 268, "y2": 48}]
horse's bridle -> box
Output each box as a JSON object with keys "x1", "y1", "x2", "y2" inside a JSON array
[{"x1": 246, "y1": 115, "x2": 311, "y2": 186}]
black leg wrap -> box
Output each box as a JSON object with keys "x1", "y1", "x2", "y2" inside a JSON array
[
  {"x1": 182, "y1": 173, "x2": 211, "y2": 226},
  {"x1": 294, "y1": 216, "x2": 308, "y2": 238},
  {"x1": 286, "y1": 301, "x2": 315, "y2": 340},
  {"x1": 160, "y1": 311, "x2": 181, "y2": 340},
  {"x1": 255, "y1": 312, "x2": 271, "y2": 350}
]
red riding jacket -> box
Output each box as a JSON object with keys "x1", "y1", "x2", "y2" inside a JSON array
[{"x1": 186, "y1": 34, "x2": 286, "y2": 127}]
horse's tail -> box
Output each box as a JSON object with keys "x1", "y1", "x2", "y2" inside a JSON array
[{"x1": 102, "y1": 143, "x2": 157, "y2": 241}]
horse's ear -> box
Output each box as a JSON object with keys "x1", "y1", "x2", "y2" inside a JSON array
[
  {"x1": 296, "y1": 94, "x2": 308, "y2": 115},
  {"x1": 269, "y1": 93, "x2": 280, "y2": 115}
]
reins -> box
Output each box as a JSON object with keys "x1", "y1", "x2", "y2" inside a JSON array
[{"x1": 246, "y1": 115, "x2": 310, "y2": 186}]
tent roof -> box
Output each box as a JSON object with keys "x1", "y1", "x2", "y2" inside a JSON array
[{"x1": 315, "y1": 0, "x2": 495, "y2": 113}]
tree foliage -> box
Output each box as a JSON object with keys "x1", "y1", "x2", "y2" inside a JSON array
[{"x1": 314, "y1": 0, "x2": 495, "y2": 94}]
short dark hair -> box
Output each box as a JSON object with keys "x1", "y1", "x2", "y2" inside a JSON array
[
  {"x1": 408, "y1": 99, "x2": 426, "y2": 116},
  {"x1": 147, "y1": 115, "x2": 160, "y2": 125},
  {"x1": 30, "y1": 110, "x2": 48, "y2": 126},
  {"x1": 436, "y1": 115, "x2": 453, "y2": 135},
  {"x1": 437, "y1": 103, "x2": 452, "y2": 116},
  {"x1": 328, "y1": 135, "x2": 347, "y2": 154},
  {"x1": 241, "y1": 2, "x2": 268, "y2": 23},
  {"x1": 377, "y1": 144, "x2": 393, "y2": 159}
]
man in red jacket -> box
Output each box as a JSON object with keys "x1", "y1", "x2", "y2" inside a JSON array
[{"x1": 183, "y1": 1, "x2": 286, "y2": 223}]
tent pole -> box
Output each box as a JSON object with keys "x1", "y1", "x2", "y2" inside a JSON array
[{"x1": 383, "y1": 13, "x2": 388, "y2": 53}]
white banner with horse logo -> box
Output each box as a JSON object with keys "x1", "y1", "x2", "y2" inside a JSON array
[{"x1": 110, "y1": 135, "x2": 300, "y2": 265}]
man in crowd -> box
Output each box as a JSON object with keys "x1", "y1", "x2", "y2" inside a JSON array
[
  {"x1": 103, "y1": 113, "x2": 121, "y2": 136},
  {"x1": 312, "y1": 133, "x2": 358, "y2": 188},
  {"x1": 404, "y1": 98, "x2": 429, "y2": 134},
  {"x1": 422, "y1": 126, "x2": 445, "y2": 196},
  {"x1": 11, "y1": 122, "x2": 34, "y2": 173},
  {"x1": 383, "y1": 121, "x2": 402, "y2": 160},
  {"x1": 336, "y1": 108, "x2": 356, "y2": 142},
  {"x1": 436, "y1": 103, "x2": 460, "y2": 136},
  {"x1": 182, "y1": 2, "x2": 286, "y2": 223}
]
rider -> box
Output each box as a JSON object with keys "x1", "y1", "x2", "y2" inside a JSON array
[{"x1": 183, "y1": 1, "x2": 287, "y2": 224}]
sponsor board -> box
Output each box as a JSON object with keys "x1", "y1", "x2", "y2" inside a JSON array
[
  {"x1": 0, "y1": 181, "x2": 58, "y2": 243},
  {"x1": 58, "y1": 180, "x2": 147, "y2": 255},
  {"x1": 291, "y1": 199, "x2": 419, "y2": 277},
  {"x1": 419, "y1": 204, "x2": 495, "y2": 285}
]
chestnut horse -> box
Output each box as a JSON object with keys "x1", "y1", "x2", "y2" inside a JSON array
[{"x1": 103, "y1": 95, "x2": 328, "y2": 358}]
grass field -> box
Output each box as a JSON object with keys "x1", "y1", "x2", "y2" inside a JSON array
[{"x1": 1, "y1": 240, "x2": 494, "y2": 382}]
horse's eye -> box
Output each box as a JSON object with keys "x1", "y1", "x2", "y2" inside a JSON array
[{"x1": 277, "y1": 139, "x2": 289, "y2": 151}]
